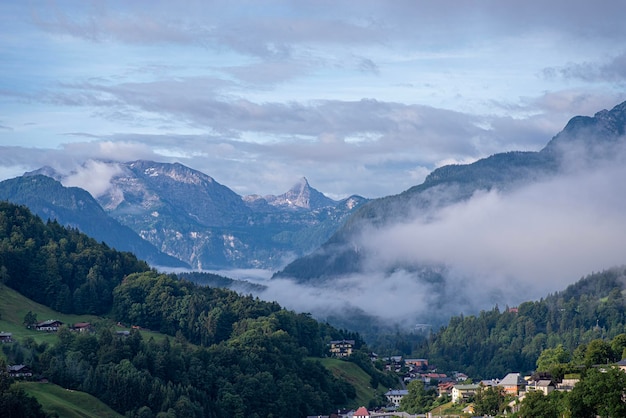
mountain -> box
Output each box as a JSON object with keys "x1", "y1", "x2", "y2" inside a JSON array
[
  {"x1": 0, "y1": 175, "x2": 188, "y2": 268},
  {"x1": 263, "y1": 177, "x2": 337, "y2": 210},
  {"x1": 275, "y1": 101, "x2": 626, "y2": 282},
  {"x1": 23, "y1": 161, "x2": 368, "y2": 270}
]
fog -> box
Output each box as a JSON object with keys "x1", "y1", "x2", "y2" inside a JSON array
[{"x1": 247, "y1": 142, "x2": 626, "y2": 330}]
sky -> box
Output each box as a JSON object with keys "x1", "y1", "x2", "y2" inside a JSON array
[{"x1": 2, "y1": 1, "x2": 626, "y2": 199}]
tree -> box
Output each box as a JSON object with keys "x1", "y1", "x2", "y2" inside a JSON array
[
  {"x1": 536, "y1": 344, "x2": 570, "y2": 371},
  {"x1": 569, "y1": 366, "x2": 626, "y2": 418},
  {"x1": 473, "y1": 385, "x2": 507, "y2": 416},
  {"x1": 518, "y1": 390, "x2": 558, "y2": 418},
  {"x1": 584, "y1": 339, "x2": 613, "y2": 366},
  {"x1": 400, "y1": 380, "x2": 435, "y2": 414},
  {"x1": 610, "y1": 334, "x2": 626, "y2": 361},
  {"x1": 23, "y1": 311, "x2": 37, "y2": 329}
]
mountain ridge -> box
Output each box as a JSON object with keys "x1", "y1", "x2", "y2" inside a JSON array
[
  {"x1": 275, "y1": 100, "x2": 626, "y2": 282},
  {"x1": 0, "y1": 174, "x2": 188, "y2": 268},
  {"x1": 13, "y1": 162, "x2": 368, "y2": 270}
]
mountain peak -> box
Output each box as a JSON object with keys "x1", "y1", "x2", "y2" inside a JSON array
[
  {"x1": 24, "y1": 166, "x2": 63, "y2": 181},
  {"x1": 264, "y1": 177, "x2": 336, "y2": 210},
  {"x1": 288, "y1": 177, "x2": 311, "y2": 194},
  {"x1": 543, "y1": 100, "x2": 626, "y2": 154}
]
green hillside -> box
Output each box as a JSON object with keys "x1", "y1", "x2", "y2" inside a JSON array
[
  {"x1": 16, "y1": 382, "x2": 123, "y2": 418},
  {"x1": 320, "y1": 357, "x2": 386, "y2": 408},
  {"x1": 0, "y1": 283, "x2": 101, "y2": 346},
  {"x1": 0, "y1": 202, "x2": 385, "y2": 416}
]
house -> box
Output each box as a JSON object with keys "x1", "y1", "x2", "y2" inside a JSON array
[
  {"x1": 0, "y1": 332, "x2": 13, "y2": 343},
  {"x1": 385, "y1": 389, "x2": 408, "y2": 407},
  {"x1": 35, "y1": 319, "x2": 63, "y2": 332},
  {"x1": 556, "y1": 375, "x2": 580, "y2": 391},
  {"x1": 438, "y1": 381, "x2": 455, "y2": 397},
  {"x1": 405, "y1": 358, "x2": 428, "y2": 369},
  {"x1": 423, "y1": 372, "x2": 447, "y2": 382},
  {"x1": 352, "y1": 406, "x2": 370, "y2": 417},
  {"x1": 617, "y1": 358, "x2": 626, "y2": 373},
  {"x1": 71, "y1": 322, "x2": 93, "y2": 333},
  {"x1": 462, "y1": 404, "x2": 475, "y2": 415},
  {"x1": 525, "y1": 379, "x2": 555, "y2": 396},
  {"x1": 389, "y1": 355, "x2": 403, "y2": 363},
  {"x1": 451, "y1": 384, "x2": 480, "y2": 403},
  {"x1": 454, "y1": 372, "x2": 469, "y2": 381},
  {"x1": 330, "y1": 340, "x2": 355, "y2": 358},
  {"x1": 116, "y1": 330, "x2": 131, "y2": 337},
  {"x1": 8, "y1": 364, "x2": 33, "y2": 378},
  {"x1": 500, "y1": 372, "x2": 525, "y2": 396},
  {"x1": 480, "y1": 378, "x2": 500, "y2": 387}
]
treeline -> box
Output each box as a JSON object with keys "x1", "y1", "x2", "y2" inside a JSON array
[
  {"x1": 0, "y1": 201, "x2": 150, "y2": 314},
  {"x1": 413, "y1": 267, "x2": 626, "y2": 378},
  {"x1": 0, "y1": 202, "x2": 373, "y2": 416},
  {"x1": 112, "y1": 271, "x2": 353, "y2": 356}
]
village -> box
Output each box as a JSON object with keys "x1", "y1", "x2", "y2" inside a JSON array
[
  {"x1": 3, "y1": 326, "x2": 623, "y2": 417},
  {"x1": 309, "y1": 339, "x2": 606, "y2": 418}
]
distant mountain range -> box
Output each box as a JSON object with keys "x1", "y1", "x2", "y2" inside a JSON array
[
  {"x1": 0, "y1": 174, "x2": 188, "y2": 268},
  {"x1": 0, "y1": 161, "x2": 367, "y2": 269},
  {"x1": 275, "y1": 100, "x2": 626, "y2": 282}
]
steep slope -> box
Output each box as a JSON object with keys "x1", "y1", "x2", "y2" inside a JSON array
[
  {"x1": 276, "y1": 100, "x2": 626, "y2": 282},
  {"x1": 0, "y1": 175, "x2": 188, "y2": 268}
]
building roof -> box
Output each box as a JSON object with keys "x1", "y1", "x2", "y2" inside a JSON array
[
  {"x1": 353, "y1": 406, "x2": 369, "y2": 416},
  {"x1": 537, "y1": 380, "x2": 554, "y2": 387},
  {"x1": 385, "y1": 389, "x2": 408, "y2": 396},
  {"x1": 37, "y1": 319, "x2": 63, "y2": 326},
  {"x1": 617, "y1": 359, "x2": 626, "y2": 366},
  {"x1": 481, "y1": 379, "x2": 500, "y2": 386},
  {"x1": 501, "y1": 372, "x2": 524, "y2": 386},
  {"x1": 330, "y1": 339, "x2": 355, "y2": 344},
  {"x1": 454, "y1": 384, "x2": 480, "y2": 390}
]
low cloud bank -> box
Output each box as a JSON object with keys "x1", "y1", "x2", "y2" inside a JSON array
[{"x1": 255, "y1": 145, "x2": 626, "y2": 330}]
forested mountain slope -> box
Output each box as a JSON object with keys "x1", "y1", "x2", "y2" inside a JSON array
[
  {"x1": 0, "y1": 175, "x2": 188, "y2": 268},
  {"x1": 412, "y1": 267, "x2": 626, "y2": 379},
  {"x1": 0, "y1": 201, "x2": 385, "y2": 417}
]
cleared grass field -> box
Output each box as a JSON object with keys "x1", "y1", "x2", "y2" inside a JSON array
[
  {"x1": 16, "y1": 381, "x2": 123, "y2": 418},
  {"x1": 0, "y1": 284, "x2": 102, "y2": 346},
  {"x1": 319, "y1": 357, "x2": 387, "y2": 409}
]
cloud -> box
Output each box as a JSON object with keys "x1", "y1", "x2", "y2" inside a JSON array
[
  {"x1": 63, "y1": 160, "x2": 124, "y2": 197},
  {"x1": 544, "y1": 51, "x2": 626, "y2": 84},
  {"x1": 257, "y1": 139, "x2": 626, "y2": 328}
]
